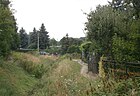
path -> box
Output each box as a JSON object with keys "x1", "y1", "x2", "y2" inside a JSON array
[{"x1": 73, "y1": 59, "x2": 98, "y2": 79}]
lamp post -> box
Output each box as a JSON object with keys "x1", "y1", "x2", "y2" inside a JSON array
[{"x1": 37, "y1": 31, "x2": 39, "y2": 52}]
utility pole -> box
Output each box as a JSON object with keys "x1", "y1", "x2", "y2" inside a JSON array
[{"x1": 37, "y1": 31, "x2": 39, "y2": 52}]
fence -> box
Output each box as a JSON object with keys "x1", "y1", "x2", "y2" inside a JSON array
[{"x1": 102, "y1": 59, "x2": 140, "y2": 79}]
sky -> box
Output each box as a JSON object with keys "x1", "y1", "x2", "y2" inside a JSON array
[{"x1": 11, "y1": 0, "x2": 111, "y2": 41}]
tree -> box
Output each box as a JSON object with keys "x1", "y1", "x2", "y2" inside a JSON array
[
  {"x1": 0, "y1": 0, "x2": 19, "y2": 56},
  {"x1": 19, "y1": 27, "x2": 28, "y2": 48},
  {"x1": 85, "y1": 5, "x2": 115, "y2": 59},
  {"x1": 112, "y1": 13, "x2": 140, "y2": 62},
  {"x1": 111, "y1": 0, "x2": 140, "y2": 18},
  {"x1": 67, "y1": 45, "x2": 80, "y2": 54},
  {"x1": 85, "y1": 4, "x2": 140, "y2": 63},
  {"x1": 50, "y1": 38, "x2": 57, "y2": 46},
  {"x1": 28, "y1": 27, "x2": 38, "y2": 49},
  {"x1": 39, "y1": 23, "x2": 50, "y2": 49},
  {"x1": 60, "y1": 33, "x2": 70, "y2": 54},
  {"x1": 68, "y1": 37, "x2": 83, "y2": 46},
  {"x1": 10, "y1": 16, "x2": 20, "y2": 50}
]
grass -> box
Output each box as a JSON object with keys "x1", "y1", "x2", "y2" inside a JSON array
[
  {"x1": 0, "y1": 52, "x2": 56, "y2": 96},
  {"x1": 0, "y1": 52, "x2": 139, "y2": 96},
  {"x1": 0, "y1": 58, "x2": 38, "y2": 96},
  {"x1": 29, "y1": 59, "x2": 101, "y2": 96},
  {"x1": 28, "y1": 55, "x2": 140, "y2": 96}
]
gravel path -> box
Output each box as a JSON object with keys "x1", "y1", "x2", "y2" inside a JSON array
[{"x1": 73, "y1": 59, "x2": 98, "y2": 79}]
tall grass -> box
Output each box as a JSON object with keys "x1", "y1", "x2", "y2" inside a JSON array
[
  {"x1": 29, "y1": 59, "x2": 100, "y2": 96},
  {"x1": 0, "y1": 56, "x2": 38, "y2": 96},
  {"x1": 28, "y1": 56, "x2": 140, "y2": 96},
  {"x1": 12, "y1": 52, "x2": 47, "y2": 78},
  {"x1": 0, "y1": 52, "x2": 56, "y2": 96},
  {"x1": 1, "y1": 52, "x2": 139, "y2": 96}
]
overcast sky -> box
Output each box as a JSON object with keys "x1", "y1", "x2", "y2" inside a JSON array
[{"x1": 11, "y1": 0, "x2": 110, "y2": 40}]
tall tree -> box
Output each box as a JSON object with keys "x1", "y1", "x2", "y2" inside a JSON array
[
  {"x1": 86, "y1": 5, "x2": 115, "y2": 59},
  {"x1": 50, "y1": 38, "x2": 57, "y2": 46},
  {"x1": 28, "y1": 27, "x2": 37, "y2": 49},
  {"x1": 0, "y1": 0, "x2": 19, "y2": 56},
  {"x1": 111, "y1": 0, "x2": 140, "y2": 18},
  {"x1": 60, "y1": 33, "x2": 70, "y2": 54},
  {"x1": 10, "y1": 16, "x2": 20, "y2": 50},
  {"x1": 39, "y1": 23, "x2": 50, "y2": 49},
  {"x1": 85, "y1": 4, "x2": 140, "y2": 63},
  {"x1": 19, "y1": 27, "x2": 28, "y2": 48}
]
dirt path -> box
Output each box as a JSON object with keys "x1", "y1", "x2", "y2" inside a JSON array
[{"x1": 73, "y1": 59, "x2": 98, "y2": 79}]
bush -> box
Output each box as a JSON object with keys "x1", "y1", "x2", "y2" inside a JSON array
[
  {"x1": 46, "y1": 47, "x2": 60, "y2": 54},
  {"x1": 13, "y1": 52, "x2": 46, "y2": 79},
  {"x1": 67, "y1": 45, "x2": 81, "y2": 54},
  {"x1": 91, "y1": 77, "x2": 140, "y2": 96},
  {"x1": 34, "y1": 64, "x2": 45, "y2": 78}
]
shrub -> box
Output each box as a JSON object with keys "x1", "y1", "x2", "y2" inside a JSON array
[{"x1": 13, "y1": 52, "x2": 46, "y2": 79}]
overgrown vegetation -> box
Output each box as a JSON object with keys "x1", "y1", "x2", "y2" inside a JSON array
[
  {"x1": 85, "y1": 0, "x2": 140, "y2": 63},
  {"x1": 12, "y1": 52, "x2": 46, "y2": 78},
  {"x1": 0, "y1": 52, "x2": 56, "y2": 96},
  {"x1": 28, "y1": 58, "x2": 99, "y2": 96},
  {"x1": 0, "y1": 53, "x2": 37, "y2": 96},
  {"x1": 0, "y1": 0, "x2": 140, "y2": 96},
  {"x1": 25, "y1": 55, "x2": 140, "y2": 96},
  {"x1": 0, "y1": 0, "x2": 19, "y2": 57}
]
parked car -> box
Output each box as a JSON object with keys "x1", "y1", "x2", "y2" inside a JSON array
[{"x1": 40, "y1": 51, "x2": 47, "y2": 55}]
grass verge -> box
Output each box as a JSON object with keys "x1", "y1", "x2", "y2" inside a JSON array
[{"x1": 0, "y1": 52, "x2": 56, "y2": 96}]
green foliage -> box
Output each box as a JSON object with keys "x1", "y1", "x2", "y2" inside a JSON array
[
  {"x1": 60, "y1": 34, "x2": 83, "y2": 55},
  {"x1": 33, "y1": 64, "x2": 46, "y2": 78},
  {"x1": 80, "y1": 41, "x2": 96, "y2": 62},
  {"x1": 13, "y1": 52, "x2": 46, "y2": 79},
  {"x1": 60, "y1": 34, "x2": 70, "y2": 54},
  {"x1": 85, "y1": 4, "x2": 140, "y2": 63},
  {"x1": 19, "y1": 27, "x2": 29, "y2": 48},
  {"x1": 46, "y1": 46, "x2": 60, "y2": 54},
  {"x1": 39, "y1": 23, "x2": 50, "y2": 49},
  {"x1": 49, "y1": 38, "x2": 58, "y2": 46},
  {"x1": 112, "y1": 12, "x2": 140, "y2": 62},
  {"x1": 28, "y1": 24, "x2": 50, "y2": 50},
  {"x1": 71, "y1": 53, "x2": 81, "y2": 59},
  {"x1": 28, "y1": 59, "x2": 99, "y2": 96},
  {"x1": 28, "y1": 28, "x2": 38, "y2": 49},
  {"x1": 111, "y1": 0, "x2": 140, "y2": 18},
  {"x1": 0, "y1": 0, "x2": 19, "y2": 57},
  {"x1": 80, "y1": 41, "x2": 93, "y2": 52},
  {"x1": 86, "y1": 5, "x2": 115, "y2": 56},
  {"x1": 67, "y1": 45, "x2": 81, "y2": 54},
  {"x1": 0, "y1": 54, "x2": 38, "y2": 96}
]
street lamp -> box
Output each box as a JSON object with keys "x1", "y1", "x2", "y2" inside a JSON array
[{"x1": 37, "y1": 31, "x2": 39, "y2": 52}]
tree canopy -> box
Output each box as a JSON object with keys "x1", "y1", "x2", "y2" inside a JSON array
[
  {"x1": 0, "y1": 0, "x2": 19, "y2": 57},
  {"x1": 39, "y1": 23, "x2": 50, "y2": 49},
  {"x1": 85, "y1": 2, "x2": 140, "y2": 62}
]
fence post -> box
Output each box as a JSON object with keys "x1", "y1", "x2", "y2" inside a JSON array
[
  {"x1": 113, "y1": 61, "x2": 116, "y2": 79},
  {"x1": 98, "y1": 56, "x2": 105, "y2": 78},
  {"x1": 125, "y1": 63, "x2": 128, "y2": 77}
]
